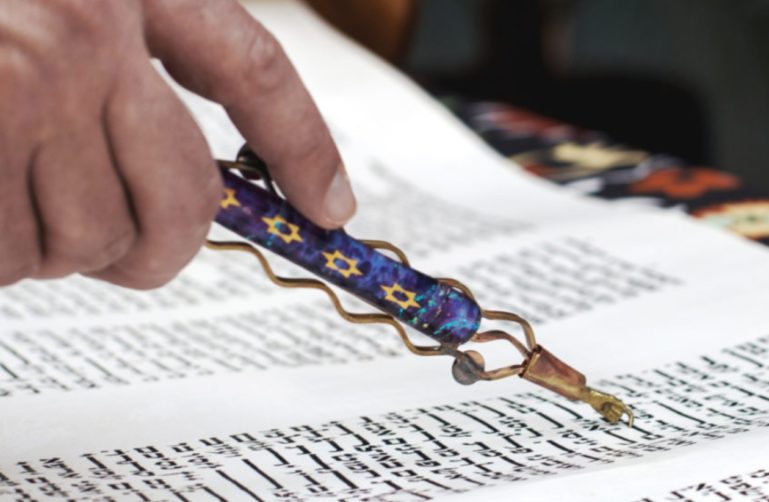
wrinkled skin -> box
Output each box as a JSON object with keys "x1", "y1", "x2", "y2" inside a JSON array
[{"x1": 0, "y1": 0, "x2": 356, "y2": 289}]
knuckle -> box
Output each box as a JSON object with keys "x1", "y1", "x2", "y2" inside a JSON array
[
  {"x1": 119, "y1": 259, "x2": 180, "y2": 291},
  {"x1": 45, "y1": 219, "x2": 134, "y2": 271},
  {"x1": 0, "y1": 47, "x2": 39, "y2": 90},
  {"x1": 45, "y1": 221, "x2": 89, "y2": 258},
  {"x1": 207, "y1": 22, "x2": 287, "y2": 104},
  {"x1": 116, "y1": 232, "x2": 201, "y2": 290},
  {"x1": 46, "y1": 0, "x2": 118, "y2": 38},
  {"x1": 3, "y1": 2, "x2": 89, "y2": 51},
  {"x1": 90, "y1": 227, "x2": 136, "y2": 271},
  {"x1": 0, "y1": 1, "x2": 139, "y2": 71},
  {"x1": 96, "y1": 264, "x2": 176, "y2": 291},
  {"x1": 238, "y1": 26, "x2": 287, "y2": 93}
]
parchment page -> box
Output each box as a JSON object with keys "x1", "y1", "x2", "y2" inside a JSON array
[{"x1": 2, "y1": 1, "x2": 769, "y2": 500}]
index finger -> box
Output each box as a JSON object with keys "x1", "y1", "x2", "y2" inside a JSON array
[{"x1": 142, "y1": 0, "x2": 356, "y2": 228}]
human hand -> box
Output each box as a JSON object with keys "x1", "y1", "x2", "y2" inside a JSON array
[
  {"x1": 584, "y1": 388, "x2": 635, "y2": 426},
  {"x1": 0, "y1": 0, "x2": 355, "y2": 289}
]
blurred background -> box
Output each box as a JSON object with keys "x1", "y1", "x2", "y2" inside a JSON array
[{"x1": 308, "y1": 0, "x2": 769, "y2": 188}]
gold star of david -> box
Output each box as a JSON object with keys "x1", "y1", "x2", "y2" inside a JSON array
[
  {"x1": 322, "y1": 250, "x2": 363, "y2": 279},
  {"x1": 262, "y1": 214, "x2": 303, "y2": 244},
  {"x1": 220, "y1": 188, "x2": 241, "y2": 209},
  {"x1": 381, "y1": 282, "x2": 420, "y2": 309}
]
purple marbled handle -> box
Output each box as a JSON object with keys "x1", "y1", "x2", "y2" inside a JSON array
[{"x1": 215, "y1": 170, "x2": 481, "y2": 345}]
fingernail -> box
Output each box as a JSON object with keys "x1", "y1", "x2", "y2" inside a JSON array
[{"x1": 324, "y1": 166, "x2": 356, "y2": 226}]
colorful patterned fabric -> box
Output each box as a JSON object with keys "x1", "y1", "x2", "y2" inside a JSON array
[{"x1": 443, "y1": 99, "x2": 769, "y2": 246}]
